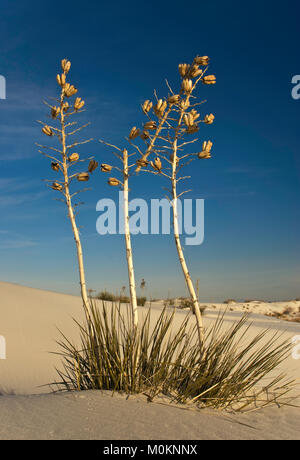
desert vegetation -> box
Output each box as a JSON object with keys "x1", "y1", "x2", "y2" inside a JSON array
[
  {"x1": 271, "y1": 306, "x2": 300, "y2": 323},
  {"x1": 96, "y1": 56, "x2": 216, "y2": 344},
  {"x1": 98, "y1": 144, "x2": 139, "y2": 327},
  {"x1": 38, "y1": 59, "x2": 97, "y2": 319},
  {"x1": 131, "y1": 56, "x2": 216, "y2": 344},
  {"x1": 35, "y1": 57, "x2": 297, "y2": 412},
  {"x1": 54, "y1": 303, "x2": 295, "y2": 412},
  {"x1": 97, "y1": 290, "x2": 147, "y2": 307}
]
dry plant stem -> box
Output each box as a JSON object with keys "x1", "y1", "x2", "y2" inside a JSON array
[
  {"x1": 123, "y1": 149, "x2": 138, "y2": 327},
  {"x1": 172, "y1": 103, "x2": 204, "y2": 345},
  {"x1": 60, "y1": 90, "x2": 90, "y2": 318},
  {"x1": 172, "y1": 154, "x2": 204, "y2": 345},
  {"x1": 136, "y1": 107, "x2": 172, "y2": 173}
]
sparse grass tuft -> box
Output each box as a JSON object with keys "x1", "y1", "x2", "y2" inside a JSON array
[
  {"x1": 96, "y1": 290, "x2": 115, "y2": 302},
  {"x1": 137, "y1": 296, "x2": 147, "y2": 307},
  {"x1": 96, "y1": 291, "x2": 146, "y2": 306},
  {"x1": 178, "y1": 298, "x2": 206, "y2": 314},
  {"x1": 53, "y1": 302, "x2": 296, "y2": 412}
]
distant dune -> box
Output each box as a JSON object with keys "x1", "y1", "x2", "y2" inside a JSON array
[
  {"x1": 151, "y1": 298, "x2": 300, "y2": 323},
  {"x1": 0, "y1": 281, "x2": 299, "y2": 440}
]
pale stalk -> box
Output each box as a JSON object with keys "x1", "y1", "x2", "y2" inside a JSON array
[
  {"x1": 123, "y1": 149, "x2": 138, "y2": 328},
  {"x1": 171, "y1": 101, "x2": 204, "y2": 345},
  {"x1": 60, "y1": 89, "x2": 90, "y2": 318}
]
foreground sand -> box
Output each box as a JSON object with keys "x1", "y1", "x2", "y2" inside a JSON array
[
  {"x1": 0, "y1": 281, "x2": 299, "y2": 440},
  {"x1": 0, "y1": 390, "x2": 299, "y2": 440}
]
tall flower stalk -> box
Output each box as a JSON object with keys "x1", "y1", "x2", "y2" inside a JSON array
[
  {"x1": 37, "y1": 59, "x2": 96, "y2": 317},
  {"x1": 99, "y1": 141, "x2": 138, "y2": 328},
  {"x1": 130, "y1": 55, "x2": 216, "y2": 344}
]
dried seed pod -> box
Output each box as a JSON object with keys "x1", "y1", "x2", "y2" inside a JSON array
[
  {"x1": 189, "y1": 65, "x2": 203, "y2": 78},
  {"x1": 199, "y1": 140, "x2": 213, "y2": 157},
  {"x1": 184, "y1": 113, "x2": 194, "y2": 127},
  {"x1": 197, "y1": 151, "x2": 211, "y2": 159},
  {"x1": 70, "y1": 85, "x2": 78, "y2": 96},
  {"x1": 101, "y1": 163, "x2": 112, "y2": 172},
  {"x1": 203, "y1": 140, "x2": 213, "y2": 151},
  {"x1": 51, "y1": 106, "x2": 60, "y2": 119},
  {"x1": 178, "y1": 64, "x2": 190, "y2": 78},
  {"x1": 74, "y1": 97, "x2": 85, "y2": 111},
  {"x1": 62, "y1": 102, "x2": 69, "y2": 112},
  {"x1": 136, "y1": 159, "x2": 149, "y2": 168},
  {"x1": 77, "y1": 172, "x2": 90, "y2": 182},
  {"x1": 168, "y1": 94, "x2": 180, "y2": 104},
  {"x1": 151, "y1": 157, "x2": 162, "y2": 171},
  {"x1": 182, "y1": 79, "x2": 193, "y2": 94},
  {"x1": 68, "y1": 152, "x2": 80, "y2": 162},
  {"x1": 42, "y1": 125, "x2": 53, "y2": 136},
  {"x1": 154, "y1": 99, "x2": 167, "y2": 117},
  {"x1": 64, "y1": 84, "x2": 78, "y2": 97},
  {"x1": 61, "y1": 59, "x2": 71, "y2": 73},
  {"x1": 194, "y1": 56, "x2": 209, "y2": 66},
  {"x1": 51, "y1": 162, "x2": 60, "y2": 172},
  {"x1": 142, "y1": 100, "x2": 153, "y2": 113},
  {"x1": 186, "y1": 124, "x2": 199, "y2": 134},
  {"x1": 56, "y1": 74, "x2": 66, "y2": 86},
  {"x1": 141, "y1": 130, "x2": 150, "y2": 140},
  {"x1": 190, "y1": 109, "x2": 200, "y2": 121},
  {"x1": 108, "y1": 177, "x2": 120, "y2": 186},
  {"x1": 129, "y1": 127, "x2": 141, "y2": 140},
  {"x1": 204, "y1": 113, "x2": 215, "y2": 124},
  {"x1": 180, "y1": 99, "x2": 190, "y2": 110},
  {"x1": 202, "y1": 75, "x2": 216, "y2": 85},
  {"x1": 52, "y1": 181, "x2": 63, "y2": 191},
  {"x1": 88, "y1": 160, "x2": 98, "y2": 173},
  {"x1": 144, "y1": 121, "x2": 157, "y2": 130},
  {"x1": 156, "y1": 99, "x2": 163, "y2": 110}
]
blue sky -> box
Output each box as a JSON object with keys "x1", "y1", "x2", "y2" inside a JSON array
[{"x1": 0, "y1": 0, "x2": 300, "y2": 301}]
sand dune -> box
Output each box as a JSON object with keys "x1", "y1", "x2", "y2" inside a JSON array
[
  {"x1": 0, "y1": 281, "x2": 299, "y2": 440},
  {"x1": 0, "y1": 391, "x2": 299, "y2": 440},
  {"x1": 150, "y1": 298, "x2": 300, "y2": 322}
]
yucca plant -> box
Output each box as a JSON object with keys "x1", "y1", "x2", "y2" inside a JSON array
[
  {"x1": 37, "y1": 59, "x2": 97, "y2": 317},
  {"x1": 98, "y1": 142, "x2": 139, "y2": 328},
  {"x1": 125, "y1": 55, "x2": 216, "y2": 345},
  {"x1": 53, "y1": 303, "x2": 296, "y2": 412}
]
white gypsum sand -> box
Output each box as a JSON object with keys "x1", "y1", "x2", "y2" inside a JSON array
[{"x1": 0, "y1": 281, "x2": 299, "y2": 440}]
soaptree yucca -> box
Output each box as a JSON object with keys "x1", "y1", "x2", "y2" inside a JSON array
[
  {"x1": 37, "y1": 59, "x2": 98, "y2": 317},
  {"x1": 98, "y1": 141, "x2": 138, "y2": 328},
  {"x1": 128, "y1": 55, "x2": 216, "y2": 345},
  {"x1": 54, "y1": 303, "x2": 296, "y2": 412}
]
